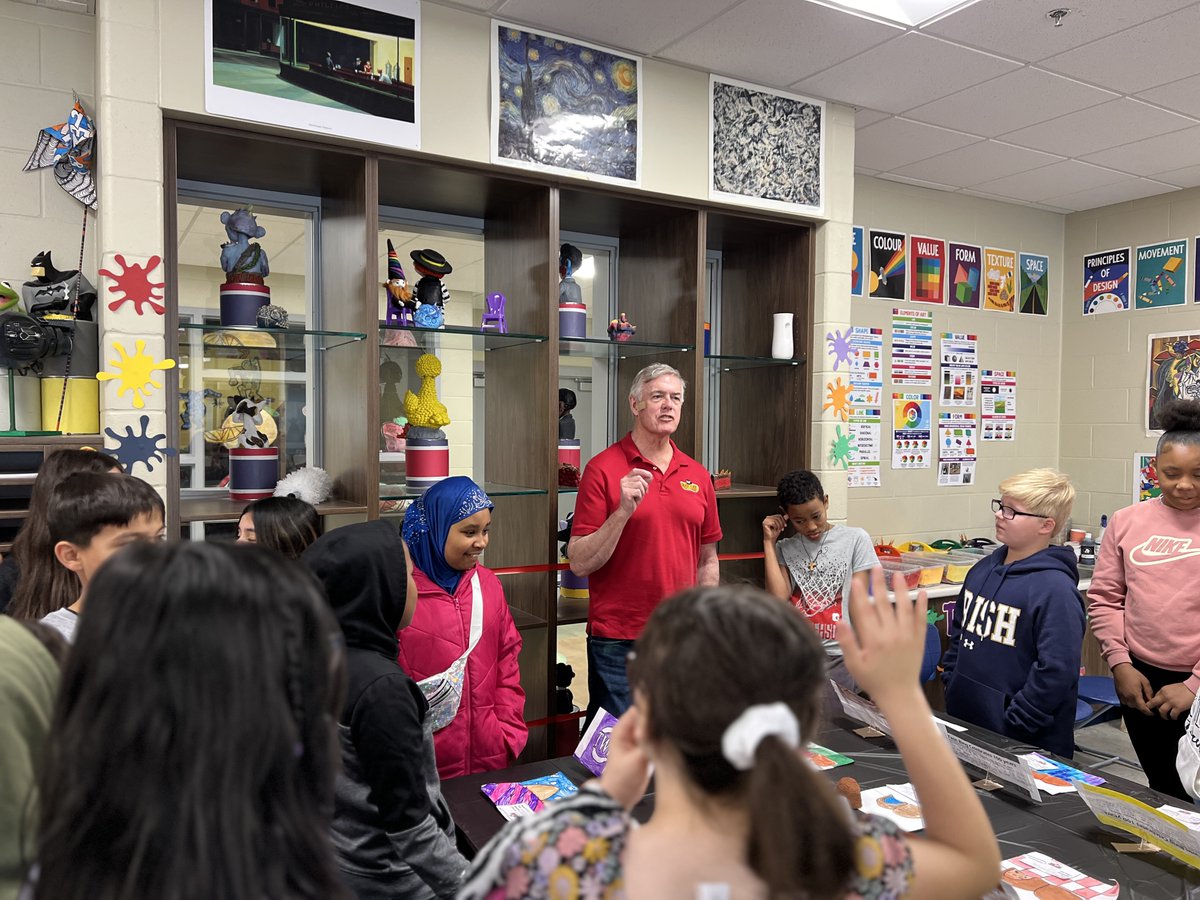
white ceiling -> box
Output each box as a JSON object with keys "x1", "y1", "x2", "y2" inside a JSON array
[{"x1": 440, "y1": 0, "x2": 1200, "y2": 213}]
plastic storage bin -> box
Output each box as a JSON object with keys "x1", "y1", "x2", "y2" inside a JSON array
[
  {"x1": 899, "y1": 552, "x2": 948, "y2": 587},
  {"x1": 879, "y1": 559, "x2": 922, "y2": 590},
  {"x1": 940, "y1": 551, "x2": 983, "y2": 584}
]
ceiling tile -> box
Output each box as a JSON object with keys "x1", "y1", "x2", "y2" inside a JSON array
[
  {"x1": 1039, "y1": 5, "x2": 1200, "y2": 94},
  {"x1": 855, "y1": 108, "x2": 891, "y2": 127},
  {"x1": 854, "y1": 116, "x2": 979, "y2": 171},
  {"x1": 1140, "y1": 73, "x2": 1200, "y2": 120},
  {"x1": 875, "y1": 171, "x2": 959, "y2": 192},
  {"x1": 1154, "y1": 164, "x2": 1200, "y2": 189},
  {"x1": 855, "y1": 166, "x2": 882, "y2": 176},
  {"x1": 1081, "y1": 125, "x2": 1200, "y2": 177},
  {"x1": 790, "y1": 32, "x2": 1020, "y2": 113},
  {"x1": 921, "y1": 0, "x2": 1195, "y2": 64},
  {"x1": 904, "y1": 67, "x2": 1117, "y2": 137},
  {"x1": 493, "y1": 0, "x2": 739, "y2": 55},
  {"x1": 1043, "y1": 178, "x2": 1180, "y2": 213},
  {"x1": 449, "y1": 0, "x2": 507, "y2": 10},
  {"x1": 890, "y1": 140, "x2": 1061, "y2": 188},
  {"x1": 658, "y1": 0, "x2": 901, "y2": 87},
  {"x1": 998, "y1": 98, "x2": 1197, "y2": 159},
  {"x1": 970, "y1": 160, "x2": 1131, "y2": 203}
]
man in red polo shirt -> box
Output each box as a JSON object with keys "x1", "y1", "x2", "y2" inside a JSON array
[{"x1": 569, "y1": 363, "x2": 722, "y2": 720}]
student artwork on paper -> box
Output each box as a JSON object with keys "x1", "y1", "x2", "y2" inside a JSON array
[
  {"x1": 999, "y1": 852, "x2": 1118, "y2": 900},
  {"x1": 983, "y1": 247, "x2": 1015, "y2": 313},
  {"x1": 1018, "y1": 253, "x2": 1049, "y2": 316},
  {"x1": 981, "y1": 370, "x2": 1017, "y2": 441},
  {"x1": 892, "y1": 393, "x2": 931, "y2": 470},
  {"x1": 868, "y1": 229, "x2": 906, "y2": 300},
  {"x1": 851, "y1": 226, "x2": 864, "y2": 297},
  {"x1": 1135, "y1": 240, "x2": 1187, "y2": 309},
  {"x1": 937, "y1": 412, "x2": 976, "y2": 487},
  {"x1": 1134, "y1": 453, "x2": 1160, "y2": 504},
  {"x1": 947, "y1": 242, "x2": 981, "y2": 309},
  {"x1": 1083, "y1": 248, "x2": 1130, "y2": 315},
  {"x1": 939, "y1": 333, "x2": 978, "y2": 407},
  {"x1": 891, "y1": 307, "x2": 932, "y2": 386},
  {"x1": 1146, "y1": 332, "x2": 1200, "y2": 432},
  {"x1": 909, "y1": 236, "x2": 945, "y2": 304}
]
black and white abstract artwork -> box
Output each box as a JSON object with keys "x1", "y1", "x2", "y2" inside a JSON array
[{"x1": 710, "y1": 76, "x2": 824, "y2": 215}]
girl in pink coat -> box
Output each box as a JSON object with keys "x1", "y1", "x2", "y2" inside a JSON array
[{"x1": 399, "y1": 477, "x2": 527, "y2": 779}]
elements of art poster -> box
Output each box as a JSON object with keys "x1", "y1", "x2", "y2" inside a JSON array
[
  {"x1": 891, "y1": 307, "x2": 933, "y2": 385},
  {"x1": 493, "y1": 23, "x2": 640, "y2": 185},
  {"x1": 981, "y1": 370, "x2": 1017, "y2": 441},
  {"x1": 846, "y1": 327, "x2": 883, "y2": 488},
  {"x1": 851, "y1": 226, "x2": 864, "y2": 297},
  {"x1": 1134, "y1": 453, "x2": 1160, "y2": 504},
  {"x1": 1018, "y1": 253, "x2": 1049, "y2": 316},
  {"x1": 909, "y1": 236, "x2": 945, "y2": 304},
  {"x1": 892, "y1": 393, "x2": 931, "y2": 470},
  {"x1": 983, "y1": 247, "x2": 1016, "y2": 313},
  {"x1": 710, "y1": 77, "x2": 824, "y2": 215},
  {"x1": 939, "y1": 333, "x2": 978, "y2": 407},
  {"x1": 869, "y1": 229, "x2": 907, "y2": 301},
  {"x1": 1083, "y1": 248, "x2": 1130, "y2": 316},
  {"x1": 937, "y1": 412, "x2": 977, "y2": 487},
  {"x1": 1146, "y1": 332, "x2": 1200, "y2": 432},
  {"x1": 1135, "y1": 240, "x2": 1187, "y2": 309},
  {"x1": 948, "y1": 242, "x2": 982, "y2": 309}
]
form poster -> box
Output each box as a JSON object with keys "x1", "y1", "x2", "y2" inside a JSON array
[
  {"x1": 892, "y1": 393, "x2": 931, "y2": 469},
  {"x1": 937, "y1": 412, "x2": 977, "y2": 486},
  {"x1": 939, "y1": 333, "x2": 978, "y2": 407},
  {"x1": 981, "y1": 370, "x2": 1017, "y2": 441},
  {"x1": 891, "y1": 307, "x2": 933, "y2": 385}
]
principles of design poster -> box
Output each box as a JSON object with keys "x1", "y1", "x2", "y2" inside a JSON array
[
  {"x1": 1135, "y1": 240, "x2": 1187, "y2": 309},
  {"x1": 981, "y1": 370, "x2": 1017, "y2": 441},
  {"x1": 948, "y1": 242, "x2": 982, "y2": 309},
  {"x1": 851, "y1": 226, "x2": 864, "y2": 297},
  {"x1": 1146, "y1": 332, "x2": 1200, "y2": 432},
  {"x1": 493, "y1": 22, "x2": 640, "y2": 185},
  {"x1": 909, "y1": 236, "x2": 945, "y2": 304},
  {"x1": 1019, "y1": 253, "x2": 1049, "y2": 316},
  {"x1": 1134, "y1": 452, "x2": 1160, "y2": 504},
  {"x1": 891, "y1": 307, "x2": 933, "y2": 385},
  {"x1": 892, "y1": 393, "x2": 931, "y2": 470},
  {"x1": 869, "y1": 229, "x2": 907, "y2": 300},
  {"x1": 1083, "y1": 248, "x2": 1130, "y2": 316},
  {"x1": 983, "y1": 247, "x2": 1016, "y2": 313}
]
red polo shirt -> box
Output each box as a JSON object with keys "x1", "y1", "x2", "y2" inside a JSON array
[{"x1": 572, "y1": 433, "x2": 722, "y2": 640}]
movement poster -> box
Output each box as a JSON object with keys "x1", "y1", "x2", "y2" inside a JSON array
[{"x1": 1135, "y1": 240, "x2": 1187, "y2": 309}]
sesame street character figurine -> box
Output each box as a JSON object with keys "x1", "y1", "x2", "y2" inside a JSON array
[
  {"x1": 383, "y1": 239, "x2": 415, "y2": 326},
  {"x1": 403, "y1": 353, "x2": 450, "y2": 431},
  {"x1": 608, "y1": 311, "x2": 636, "y2": 342},
  {"x1": 403, "y1": 353, "x2": 452, "y2": 490},
  {"x1": 409, "y1": 248, "x2": 452, "y2": 329}
]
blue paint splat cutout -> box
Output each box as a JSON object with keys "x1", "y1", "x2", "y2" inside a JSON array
[{"x1": 105, "y1": 414, "x2": 177, "y2": 474}]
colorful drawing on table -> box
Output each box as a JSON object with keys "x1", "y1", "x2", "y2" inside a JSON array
[
  {"x1": 481, "y1": 772, "x2": 579, "y2": 821},
  {"x1": 990, "y1": 851, "x2": 1119, "y2": 899},
  {"x1": 804, "y1": 744, "x2": 853, "y2": 770},
  {"x1": 860, "y1": 784, "x2": 924, "y2": 832},
  {"x1": 574, "y1": 708, "x2": 618, "y2": 776},
  {"x1": 1020, "y1": 753, "x2": 1105, "y2": 794}
]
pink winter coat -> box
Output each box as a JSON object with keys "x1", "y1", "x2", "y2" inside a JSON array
[{"x1": 397, "y1": 565, "x2": 527, "y2": 779}]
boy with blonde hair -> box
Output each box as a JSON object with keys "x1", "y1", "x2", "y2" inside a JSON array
[{"x1": 942, "y1": 468, "x2": 1085, "y2": 756}]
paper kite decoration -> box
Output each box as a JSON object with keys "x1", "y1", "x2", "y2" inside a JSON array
[{"x1": 23, "y1": 96, "x2": 97, "y2": 209}]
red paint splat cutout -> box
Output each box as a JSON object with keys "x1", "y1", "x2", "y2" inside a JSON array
[{"x1": 99, "y1": 254, "x2": 165, "y2": 315}]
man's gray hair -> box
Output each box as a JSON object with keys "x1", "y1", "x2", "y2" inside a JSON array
[{"x1": 629, "y1": 363, "x2": 686, "y2": 403}]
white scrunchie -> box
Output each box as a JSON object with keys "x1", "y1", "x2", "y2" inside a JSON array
[{"x1": 720, "y1": 702, "x2": 801, "y2": 771}]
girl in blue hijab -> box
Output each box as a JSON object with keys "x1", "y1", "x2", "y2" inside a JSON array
[{"x1": 399, "y1": 477, "x2": 527, "y2": 778}]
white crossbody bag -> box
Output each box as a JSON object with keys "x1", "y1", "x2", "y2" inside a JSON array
[{"x1": 417, "y1": 572, "x2": 483, "y2": 732}]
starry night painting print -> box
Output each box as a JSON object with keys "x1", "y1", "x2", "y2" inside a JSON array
[
  {"x1": 710, "y1": 76, "x2": 824, "y2": 216},
  {"x1": 492, "y1": 22, "x2": 641, "y2": 185}
]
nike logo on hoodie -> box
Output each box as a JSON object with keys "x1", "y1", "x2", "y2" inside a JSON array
[{"x1": 1128, "y1": 535, "x2": 1200, "y2": 566}]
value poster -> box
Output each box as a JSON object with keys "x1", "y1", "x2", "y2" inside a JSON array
[
  {"x1": 1018, "y1": 253, "x2": 1049, "y2": 316},
  {"x1": 1083, "y1": 247, "x2": 1130, "y2": 315},
  {"x1": 981, "y1": 370, "x2": 1017, "y2": 441},
  {"x1": 869, "y1": 228, "x2": 906, "y2": 300},
  {"x1": 851, "y1": 225, "x2": 864, "y2": 297},
  {"x1": 891, "y1": 307, "x2": 933, "y2": 386},
  {"x1": 947, "y1": 242, "x2": 982, "y2": 309},
  {"x1": 891, "y1": 393, "x2": 931, "y2": 470},
  {"x1": 1135, "y1": 240, "x2": 1187, "y2": 309},
  {"x1": 939, "y1": 333, "x2": 978, "y2": 407},
  {"x1": 983, "y1": 247, "x2": 1016, "y2": 313},
  {"x1": 909, "y1": 235, "x2": 945, "y2": 304}
]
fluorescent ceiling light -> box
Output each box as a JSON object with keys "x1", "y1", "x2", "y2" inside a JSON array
[{"x1": 810, "y1": 0, "x2": 983, "y2": 26}]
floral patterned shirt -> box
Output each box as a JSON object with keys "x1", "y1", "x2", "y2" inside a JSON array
[{"x1": 457, "y1": 785, "x2": 913, "y2": 899}]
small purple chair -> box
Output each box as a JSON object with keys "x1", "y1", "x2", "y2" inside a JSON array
[{"x1": 480, "y1": 292, "x2": 507, "y2": 334}]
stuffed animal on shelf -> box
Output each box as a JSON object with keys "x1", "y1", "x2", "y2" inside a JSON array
[
  {"x1": 274, "y1": 466, "x2": 333, "y2": 505},
  {"x1": 409, "y1": 248, "x2": 452, "y2": 329},
  {"x1": 403, "y1": 353, "x2": 450, "y2": 429}
]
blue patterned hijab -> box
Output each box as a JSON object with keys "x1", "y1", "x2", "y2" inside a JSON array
[{"x1": 402, "y1": 476, "x2": 494, "y2": 595}]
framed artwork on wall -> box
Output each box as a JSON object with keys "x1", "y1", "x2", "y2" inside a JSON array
[
  {"x1": 205, "y1": 0, "x2": 420, "y2": 149},
  {"x1": 709, "y1": 76, "x2": 824, "y2": 217},
  {"x1": 491, "y1": 22, "x2": 641, "y2": 186},
  {"x1": 1146, "y1": 331, "x2": 1200, "y2": 434}
]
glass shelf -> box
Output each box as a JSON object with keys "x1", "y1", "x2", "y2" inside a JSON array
[
  {"x1": 179, "y1": 495, "x2": 368, "y2": 523},
  {"x1": 559, "y1": 337, "x2": 693, "y2": 359},
  {"x1": 379, "y1": 481, "x2": 548, "y2": 501},
  {"x1": 704, "y1": 354, "x2": 806, "y2": 372},
  {"x1": 715, "y1": 483, "x2": 778, "y2": 498},
  {"x1": 378, "y1": 323, "x2": 547, "y2": 351},
  {"x1": 178, "y1": 323, "x2": 366, "y2": 362}
]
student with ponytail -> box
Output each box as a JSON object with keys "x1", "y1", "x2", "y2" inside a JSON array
[{"x1": 459, "y1": 569, "x2": 999, "y2": 899}]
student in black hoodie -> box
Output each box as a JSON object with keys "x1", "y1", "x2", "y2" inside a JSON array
[
  {"x1": 942, "y1": 468, "x2": 1085, "y2": 758},
  {"x1": 302, "y1": 520, "x2": 467, "y2": 899}
]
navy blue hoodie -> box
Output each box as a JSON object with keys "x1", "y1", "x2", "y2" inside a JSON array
[{"x1": 942, "y1": 545, "x2": 1085, "y2": 758}]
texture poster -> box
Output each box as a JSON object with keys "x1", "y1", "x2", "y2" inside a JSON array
[
  {"x1": 710, "y1": 77, "x2": 823, "y2": 215},
  {"x1": 1135, "y1": 240, "x2": 1187, "y2": 309},
  {"x1": 948, "y1": 242, "x2": 982, "y2": 309},
  {"x1": 1083, "y1": 248, "x2": 1130, "y2": 316},
  {"x1": 909, "y1": 236, "x2": 945, "y2": 304},
  {"x1": 983, "y1": 247, "x2": 1016, "y2": 313},
  {"x1": 851, "y1": 226, "x2": 864, "y2": 297},
  {"x1": 1019, "y1": 253, "x2": 1049, "y2": 316},
  {"x1": 892, "y1": 393, "x2": 931, "y2": 470},
  {"x1": 1146, "y1": 332, "x2": 1200, "y2": 432},
  {"x1": 493, "y1": 23, "x2": 640, "y2": 185},
  {"x1": 891, "y1": 307, "x2": 933, "y2": 385},
  {"x1": 937, "y1": 412, "x2": 977, "y2": 487},
  {"x1": 981, "y1": 370, "x2": 1017, "y2": 441},
  {"x1": 869, "y1": 229, "x2": 907, "y2": 300}
]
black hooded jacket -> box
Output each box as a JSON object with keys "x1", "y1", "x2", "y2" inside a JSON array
[{"x1": 303, "y1": 521, "x2": 466, "y2": 897}]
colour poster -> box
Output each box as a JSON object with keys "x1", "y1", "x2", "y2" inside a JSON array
[
  {"x1": 892, "y1": 393, "x2": 931, "y2": 470},
  {"x1": 869, "y1": 229, "x2": 906, "y2": 300},
  {"x1": 981, "y1": 370, "x2": 1017, "y2": 441},
  {"x1": 983, "y1": 247, "x2": 1016, "y2": 313},
  {"x1": 891, "y1": 307, "x2": 933, "y2": 385},
  {"x1": 948, "y1": 242, "x2": 982, "y2": 309},
  {"x1": 909, "y1": 235, "x2": 945, "y2": 304},
  {"x1": 851, "y1": 225, "x2": 864, "y2": 297},
  {"x1": 1018, "y1": 253, "x2": 1049, "y2": 316},
  {"x1": 1135, "y1": 240, "x2": 1187, "y2": 309},
  {"x1": 1134, "y1": 452, "x2": 1160, "y2": 504},
  {"x1": 1083, "y1": 247, "x2": 1130, "y2": 316},
  {"x1": 939, "y1": 333, "x2": 978, "y2": 407},
  {"x1": 937, "y1": 412, "x2": 976, "y2": 487}
]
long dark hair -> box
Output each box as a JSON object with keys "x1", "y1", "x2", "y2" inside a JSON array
[
  {"x1": 32, "y1": 542, "x2": 349, "y2": 900},
  {"x1": 242, "y1": 496, "x2": 321, "y2": 559},
  {"x1": 8, "y1": 448, "x2": 121, "y2": 621},
  {"x1": 629, "y1": 585, "x2": 856, "y2": 899}
]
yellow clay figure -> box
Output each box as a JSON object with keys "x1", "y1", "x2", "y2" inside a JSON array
[{"x1": 403, "y1": 353, "x2": 451, "y2": 429}]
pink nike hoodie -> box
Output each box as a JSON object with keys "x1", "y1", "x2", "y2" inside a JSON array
[{"x1": 1088, "y1": 498, "x2": 1200, "y2": 691}]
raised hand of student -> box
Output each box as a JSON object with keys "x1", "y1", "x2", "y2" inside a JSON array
[
  {"x1": 761, "y1": 514, "x2": 787, "y2": 544},
  {"x1": 837, "y1": 567, "x2": 926, "y2": 701},
  {"x1": 598, "y1": 706, "x2": 652, "y2": 811},
  {"x1": 1112, "y1": 662, "x2": 1154, "y2": 715},
  {"x1": 1148, "y1": 682, "x2": 1196, "y2": 720}
]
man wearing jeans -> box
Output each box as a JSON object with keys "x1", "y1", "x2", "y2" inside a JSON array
[{"x1": 569, "y1": 363, "x2": 721, "y2": 722}]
